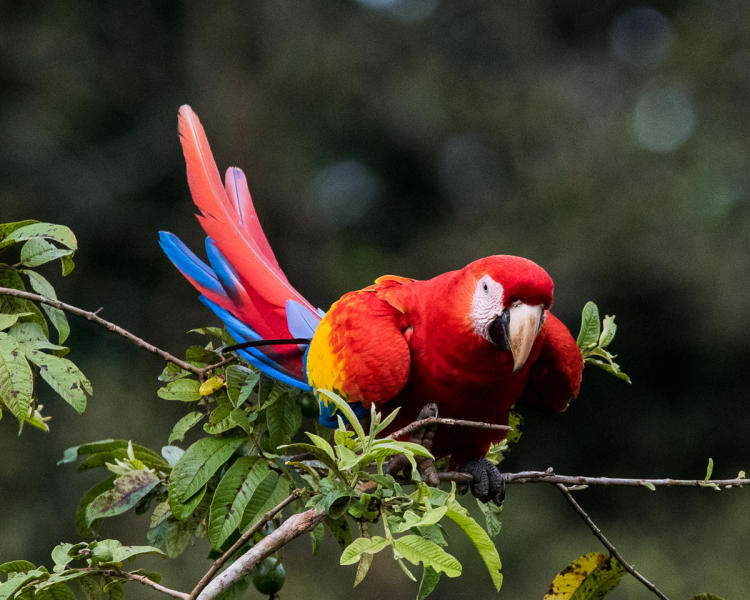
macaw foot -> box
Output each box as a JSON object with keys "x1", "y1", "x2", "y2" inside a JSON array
[
  {"x1": 385, "y1": 403, "x2": 440, "y2": 486},
  {"x1": 458, "y1": 458, "x2": 506, "y2": 506}
]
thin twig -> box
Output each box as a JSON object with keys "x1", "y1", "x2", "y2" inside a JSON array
[
  {"x1": 556, "y1": 483, "x2": 670, "y2": 600},
  {"x1": 188, "y1": 490, "x2": 302, "y2": 600},
  {"x1": 196, "y1": 507, "x2": 327, "y2": 600},
  {"x1": 388, "y1": 416, "x2": 511, "y2": 440},
  {"x1": 436, "y1": 469, "x2": 750, "y2": 488},
  {"x1": 0, "y1": 286, "x2": 225, "y2": 377},
  {"x1": 93, "y1": 569, "x2": 188, "y2": 600}
]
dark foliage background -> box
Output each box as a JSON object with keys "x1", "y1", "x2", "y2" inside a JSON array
[{"x1": 1, "y1": 2, "x2": 748, "y2": 598}]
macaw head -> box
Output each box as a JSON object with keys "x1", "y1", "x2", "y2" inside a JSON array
[{"x1": 465, "y1": 255, "x2": 554, "y2": 372}]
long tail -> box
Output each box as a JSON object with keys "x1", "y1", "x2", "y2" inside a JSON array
[{"x1": 160, "y1": 105, "x2": 322, "y2": 390}]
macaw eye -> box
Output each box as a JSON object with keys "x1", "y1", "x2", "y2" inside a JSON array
[{"x1": 482, "y1": 282, "x2": 489, "y2": 293}]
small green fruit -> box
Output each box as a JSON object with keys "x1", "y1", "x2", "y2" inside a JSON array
[
  {"x1": 253, "y1": 556, "x2": 286, "y2": 594},
  {"x1": 299, "y1": 394, "x2": 320, "y2": 419},
  {"x1": 90, "y1": 545, "x2": 113, "y2": 563}
]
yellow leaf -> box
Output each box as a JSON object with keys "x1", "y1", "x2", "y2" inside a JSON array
[
  {"x1": 199, "y1": 376, "x2": 225, "y2": 396},
  {"x1": 544, "y1": 552, "x2": 625, "y2": 600}
]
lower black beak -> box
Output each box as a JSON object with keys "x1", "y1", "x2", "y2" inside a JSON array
[{"x1": 487, "y1": 310, "x2": 511, "y2": 350}]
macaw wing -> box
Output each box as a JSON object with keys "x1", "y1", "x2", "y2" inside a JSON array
[
  {"x1": 516, "y1": 312, "x2": 583, "y2": 412},
  {"x1": 306, "y1": 286, "x2": 412, "y2": 427}
]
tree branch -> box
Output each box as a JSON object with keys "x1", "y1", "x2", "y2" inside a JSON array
[
  {"x1": 388, "y1": 416, "x2": 511, "y2": 440},
  {"x1": 436, "y1": 468, "x2": 750, "y2": 488},
  {"x1": 195, "y1": 507, "x2": 327, "y2": 600},
  {"x1": 556, "y1": 483, "x2": 670, "y2": 600},
  {"x1": 189, "y1": 490, "x2": 302, "y2": 600},
  {"x1": 0, "y1": 286, "x2": 228, "y2": 378}
]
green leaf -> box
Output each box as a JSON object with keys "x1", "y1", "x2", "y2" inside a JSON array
[
  {"x1": 0, "y1": 560, "x2": 36, "y2": 574},
  {"x1": 110, "y1": 543, "x2": 166, "y2": 562},
  {"x1": 393, "y1": 534, "x2": 461, "y2": 578},
  {"x1": 418, "y1": 566, "x2": 441, "y2": 600},
  {"x1": 0, "y1": 313, "x2": 29, "y2": 331},
  {"x1": 704, "y1": 457, "x2": 714, "y2": 480},
  {"x1": 0, "y1": 268, "x2": 49, "y2": 337},
  {"x1": 340, "y1": 536, "x2": 391, "y2": 565},
  {"x1": 309, "y1": 523, "x2": 324, "y2": 556},
  {"x1": 24, "y1": 347, "x2": 91, "y2": 414},
  {"x1": 391, "y1": 507, "x2": 448, "y2": 534},
  {"x1": 86, "y1": 470, "x2": 161, "y2": 526},
  {"x1": 598, "y1": 315, "x2": 617, "y2": 348},
  {"x1": 0, "y1": 220, "x2": 38, "y2": 240},
  {"x1": 158, "y1": 362, "x2": 191, "y2": 382},
  {"x1": 19, "y1": 270, "x2": 70, "y2": 344},
  {"x1": 577, "y1": 302, "x2": 601, "y2": 349},
  {"x1": 475, "y1": 498, "x2": 503, "y2": 537},
  {"x1": 170, "y1": 484, "x2": 207, "y2": 521},
  {"x1": 239, "y1": 472, "x2": 290, "y2": 532},
  {"x1": 157, "y1": 378, "x2": 201, "y2": 402},
  {"x1": 169, "y1": 436, "x2": 245, "y2": 503},
  {"x1": 446, "y1": 506, "x2": 503, "y2": 591},
  {"x1": 19, "y1": 238, "x2": 73, "y2": 268},
  {"x1": 60, "y1": 439, "x2": 169, "y2": 471},
  {"x1": 0, "y1": 331, "x2": 34, "y2": 423},
  {"x1": 316, "y1": 388, "x2": 366, "y2": 442},
  {"x1": 208, "y1": 457, "x2": 263, "y2": 549},
  {"x1": 1, "y1": 222, "x2": 77, "y2": 250},
  {"x1": 34, "y1": 583, "x2": 78, "y2": 600},
  {"x1": 267, "y1": 391, "x2": 302, "y2": 449},
  {"x1": 225, "y1": 365, "x2": 260, "y2": 408},
  {"x1": 543, "y1": 552, "x2": 625, "y2": 599},
  {"x1": 168, "y1": 411, "x2": 205, "y2": 444},
  {"x1": 325, "y1": 515, "x2": 353, "y2": 550},
  {"x1": 75, "y1": 476, "x2": 116, "y2": 537}
]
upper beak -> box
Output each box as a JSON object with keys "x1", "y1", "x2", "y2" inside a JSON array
[{"x1": 488, "y1": 303, "x2": 544, "y2": 372}]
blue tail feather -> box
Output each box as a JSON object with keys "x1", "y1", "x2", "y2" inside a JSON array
[
  {"x1": 159, "y1": 232, "x2": 225, "y2": 297},
  {"x1": 204, "y1": 238, "x2": 244, "y2": 301}
]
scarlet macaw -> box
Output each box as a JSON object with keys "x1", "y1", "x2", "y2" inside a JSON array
[{"x1": 160, "y1": 106, "x2": 583, "y2": 504}]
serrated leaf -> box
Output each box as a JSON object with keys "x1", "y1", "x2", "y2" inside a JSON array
[
  {"x1": 267, "y1": 391, "x2": 302, "y2": 449},
  {"x1": 19, "y1": 270, "x2": 70, "y2": 344},
  {"x1": 0, "y1": 331, "x2": 34, "y2": 423},
  {"x1": 225, "y1": 365, "x2": 260, "y2": 408},
  {"x1": 446, "y1": 506, "x2": 503, "y2": 590},
  {"x1": 24, "y1": 347, "x2": 91, "y2": 414},
  {"x1": 543, "y1": 552, "x2": 625, "y2": 599},
  {"x1": 168, "y1": 411, "x2": 205, "y2": 444},
  {"x1": 577, "y1": 302, "x2": 601, "y2": 349},
  {"x1": 86, "y1": 470, "x2": 161, "y2": 526},
  {"x1": 393, "y1": 534, "x2": 461, "y2": 577},
  {"x1": 158, "y1": 378, "x2": 201, "y2": 402},
  {"x1": 208, "y1": 457, "x2": 263, "y2": 549},
  {"x1": 340, "y1": 536, "x2": 391, "y2": 565},
  {"x1": 169, "y1": 437, "x2": 245, "y2": 503},
  {"x1": 1, "y1": 222, "x2": 77, "y2": 250},
  {"x1": 418, "y1": 566, "x2": 441, "y2": 600}
]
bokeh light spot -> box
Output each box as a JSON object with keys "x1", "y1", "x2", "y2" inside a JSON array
[
  {"x1": 633, "y1": 83, "x2": 695, "y2": 152},
  {"x1": 610, "y1": 6, "x2": 673, "y2": 67}
]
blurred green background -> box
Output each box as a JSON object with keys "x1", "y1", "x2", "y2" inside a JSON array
[{"x1": 1, "y1": 1, "x2": 748, "y2": 598}]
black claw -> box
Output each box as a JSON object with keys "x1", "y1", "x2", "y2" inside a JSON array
[{"x1": 458, "y1": 458, "x2": 506, "y2": 505}]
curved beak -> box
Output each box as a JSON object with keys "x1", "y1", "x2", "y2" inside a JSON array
[
  {"x1": 508, "y1": 303, "x2": 544, "y2": 372},
  {"x1": 488, "y1": 304, "x2": 544, "y2": 372}
]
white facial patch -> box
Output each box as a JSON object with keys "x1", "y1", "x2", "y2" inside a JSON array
[{"x1": 470, "y1": 275, "x2": 505, "y2": 341}]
